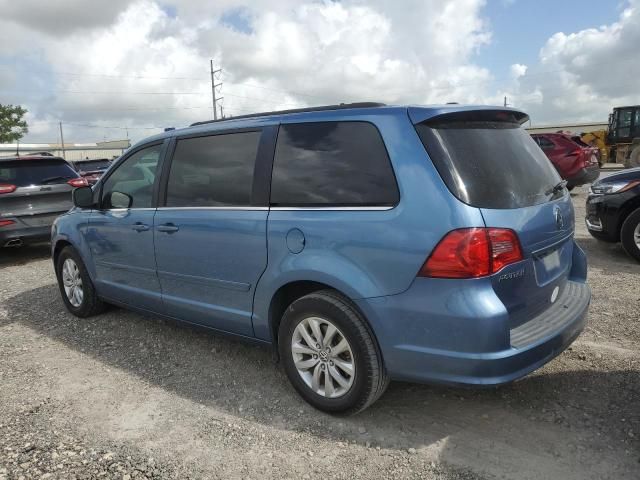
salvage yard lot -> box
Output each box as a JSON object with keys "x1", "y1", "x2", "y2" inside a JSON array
[{"x1": 1, "y1": 184, "x2": 638, "y2": 480}]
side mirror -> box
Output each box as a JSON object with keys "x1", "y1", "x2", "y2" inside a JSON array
[
  {"x1": 110, "y1": 191, "x2": 133, "y2": 209},
  {"x1": 72, "y1": 186, "x2": 95, "y2": 209}
]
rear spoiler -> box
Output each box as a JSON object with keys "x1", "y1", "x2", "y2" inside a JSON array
[{"x1": 408, "y1": 106, "x2": 529, "y2": 126}]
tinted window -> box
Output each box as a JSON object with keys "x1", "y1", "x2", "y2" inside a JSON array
[
  {"x1": 101, "y1": 144, "x2": 162, "y2": 209},
  {"x1": 618, "y1": 109, "x2": 633, "y2": 138},
  {"x1": 416, "y1": 116, "x2": 562, "y2": 209},
  {"x1": 270, "y1": 122, "x2": 399, "y2": 206},
  {"x1": 0, "y1": 159, "x2": 78, "y2": 187},
  {"x1": 165, "y1": 131, "x2": 261, "y2": 207},
  {"x1": 75, "y1": 160, "x2": 112, "y2": 171},
  {"x1": 534, "y1": 136, "x2": 555, "y2": 149}
]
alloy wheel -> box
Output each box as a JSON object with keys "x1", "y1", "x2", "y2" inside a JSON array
[
  {"x1": 291, "y1": 316, "x2": 355, "y2": 398},
  {"x1": 62, "y1": 258, "x2": 84, "y2": 307}
]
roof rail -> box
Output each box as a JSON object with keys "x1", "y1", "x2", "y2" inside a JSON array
[{"x1": 190, "y1": 102, "x2": 386, "y2": 127}]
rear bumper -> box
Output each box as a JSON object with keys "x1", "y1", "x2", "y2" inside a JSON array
[
  {"x1": 566, "y1": 166, "x2": 599, "y2": 188},
  {"x1": 356, "y1": 278, "x2": 590, "y2": 387},
  {"x1": 0, "y1": 220, "x2": 56, "y2": 247}
]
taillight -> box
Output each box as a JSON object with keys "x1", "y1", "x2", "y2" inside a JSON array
[
  {"x1": 0, "y1": 219, "x2": 15, "y2": 227},
  {"x1": 419, "y1": 228, "x2": 523, "y2": 279},
  {"x1": 488, "y1": 228, "x2": 523, "y2": 272},
  {"x1": 67, "y1": 177, "x2": 89, "y2": 187},
  {"x1": 0, "y1": 184, "x2": 17, "y2": 194},
  {"x1": 566, "y1": 148, "x2": 583, "y2": 165}
]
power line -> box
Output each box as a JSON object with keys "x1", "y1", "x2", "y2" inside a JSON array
[
  {"x1": 6, "y1": 89, "x2": 207, "y2": 95},
  {"x1": 29, "y1": 121, "x2": 166, "y2": 130}
]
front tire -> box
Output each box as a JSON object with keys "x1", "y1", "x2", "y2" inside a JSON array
[
  {"x1": 55, "y1": 246, "x2": 105, "y2": 317},
  {"x1": 278, "y1": 290, "x2": 388, "y2": 415},
  {"x1": 620, "y1": 208, "x2": 640, "y2": 262}
]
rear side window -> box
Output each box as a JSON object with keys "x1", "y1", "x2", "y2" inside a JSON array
[
  {"x1": 416, "y1": 115, "x2": 562, "y2": 209},
  {"x1": 270, "y1": 121, "x2": 399, "y2": 206},
  {"x1": 166, "y1": 131, "x2": 261, "y2": 207},
  {"x1": 0, "y1": 159, "x2": 78, "y2": 187}
]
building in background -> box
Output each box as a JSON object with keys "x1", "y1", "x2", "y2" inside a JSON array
[
  {"x1": 526, "y1": 121, "x2": 608, "y2": 135},
  {"x1": 0, "y1": 139, "x2": 130, "y2": 161}
]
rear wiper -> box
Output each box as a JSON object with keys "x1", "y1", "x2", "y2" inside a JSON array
[
  {"x1": 40, "y1": 175, "x2": 73, "y2": 184},
  {"x1": 545, "y1": 179, "x2": 567, "y2": 196}
]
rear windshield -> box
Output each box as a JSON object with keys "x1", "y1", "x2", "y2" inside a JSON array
[
  {"x1": 0, "y1": 160, "x2": 78, "y2": 187},
  {"x1": 75, "y1": 160, "x2": 112, "y2": 171},
  {"x1": 415, "y1": 118, "x2": 562, "y2": 209}
]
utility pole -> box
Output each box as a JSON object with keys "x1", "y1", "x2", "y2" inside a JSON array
[
  {"x1": 210, "y1": 61, "x2": 222, "y2": 120},
  {"x1": 504, "y1": 96, "x2": 509, "y2": 107},
  {"x1": 59, "y1": 122, "x2": 66, "y2": 159}
]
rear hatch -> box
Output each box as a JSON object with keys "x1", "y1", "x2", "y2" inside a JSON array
[
  {"x1": 413, "y1": 108, "x2": 575, "y2": 327},
  {"x1": 0, "y1": 158, "x2": 78, "y2": 223}
]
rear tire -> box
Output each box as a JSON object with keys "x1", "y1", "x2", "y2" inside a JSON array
[
  {"x1": 620, "y1": 208, "x2": 640, "y2": 262},
  {"x1": 278, "y1": 290, "x2": 389, "y2": 415},
  {"x1": 55, "y1": 246, "x2": 105, "y2": 317}
]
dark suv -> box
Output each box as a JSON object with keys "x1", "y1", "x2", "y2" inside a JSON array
[
  {"x1": 586, "y1": 167, "x2": 640, "y2": 261},
  {"x1": 0, "y1": 156, "x2": 87, "y2": 247},
  {"x1": 71, "y1": 158, "x2": 113, "y2": 185}
]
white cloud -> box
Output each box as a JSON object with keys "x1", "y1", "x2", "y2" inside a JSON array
[
  {"x1": 4, "y1": 0, "x2": 637, "y2": 142},
  {"x1": 0, "y1": 0, "x2": 135, "y2": 35},
  {"x1": 511, "y1": 0, "x2": 640, "y2": 124},
  {"x1": 510, "y1": 63, "x2": 528, "y2": 79},
  {"x1": 0, "y1": 0, "x2": 495, "y2": 143}
]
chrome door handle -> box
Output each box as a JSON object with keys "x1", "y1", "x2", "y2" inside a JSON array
[
  {"x1": 157, "y1": 223, "x2": 179, "y2": 233},
  {"x1": 131, "y1": 223, "x2": 150, "y2": 232}
]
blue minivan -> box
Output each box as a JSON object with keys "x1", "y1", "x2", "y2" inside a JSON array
[{"x1": 52, "y1": 103, "x2": 590, "y2": 414}]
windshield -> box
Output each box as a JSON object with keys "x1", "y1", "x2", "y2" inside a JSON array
[
  {"x1": 0, "y1": 160, "x2": 78, "y2": 187},
  {"x1": 75, "y1": 160, "x2": 112, "y2": 171},
  {"x1": 415, "y1": 119, "x2": 562, "y2": 209}
]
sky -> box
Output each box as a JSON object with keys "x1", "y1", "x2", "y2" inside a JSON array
[{"x1": 0, "y1": 0, "x2": 638, "y2": 144}]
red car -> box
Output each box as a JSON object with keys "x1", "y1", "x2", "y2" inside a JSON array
[
  {"x1": 531, "y1": 133, "x2": 600, "y2": 189},
  {"x1": 70, "y1": 158, "x2": 113, "y2": 185}
]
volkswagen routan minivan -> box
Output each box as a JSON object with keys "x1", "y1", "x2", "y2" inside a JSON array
[{"x1": 52, "y1": 103, "x2": 590, "y2": 414}]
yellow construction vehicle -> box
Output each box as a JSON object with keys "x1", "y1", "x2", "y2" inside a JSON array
[
  {"x1": 606, "y1": 105, "x2": 640, "y2": 168},
  {"x1": 577, "y1": 106, "x2": 640, "y2": 168},
  {"x1": 580, "y1": 129, "x2": 609, "y2": 163}
]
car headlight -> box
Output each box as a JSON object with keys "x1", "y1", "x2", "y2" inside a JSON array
[{"x1": 590, "y1": 180, "x2": 640, "y2": 195}]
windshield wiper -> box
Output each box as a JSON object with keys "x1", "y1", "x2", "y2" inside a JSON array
[
  {"x1": 40, "y1": 175, "x2": 73, "y2": 184},
  {"x1": 545, "y1": 179, "x2": 567, "y2": 196}
]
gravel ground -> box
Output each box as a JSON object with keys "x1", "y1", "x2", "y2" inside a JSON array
[{"x1": 0, "y1": 182, "x2": 638, "y2": 479}]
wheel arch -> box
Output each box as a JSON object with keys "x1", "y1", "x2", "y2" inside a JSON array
[
  {"x1": 264, "y1": 280, "x2": 383, "y2": 365},
  {"x1": 52, "y1": 238, "x2": 74, "y2": 267},
  {"x1": 616, "y1": 197, "x2": 640, "y2": 239}
]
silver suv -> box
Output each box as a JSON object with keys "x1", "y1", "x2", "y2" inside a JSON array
[{"x1": 0, "y1": 156, "x2": 87, "y2": 247}]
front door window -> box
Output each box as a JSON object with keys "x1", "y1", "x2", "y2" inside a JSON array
[{"x1": 101, "y1": 145, "x2": 162, "y2": 209}]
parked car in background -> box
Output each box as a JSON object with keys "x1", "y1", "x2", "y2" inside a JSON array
[
  {"x1": 531, "y1": 133, "x2": 600, "y2": 189},
  {"x1": 586, "y1": 167, "x2": 640, "y2": 261},
  {"x1": 0, "y1": 155, "x2": 87, "y2": 247},
  {"x1": 52, "y1": 103, "x2": 590, "y2": 414},
  {"x1": 71, "y1": 158, "x2": 113, "y2": 185}
]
